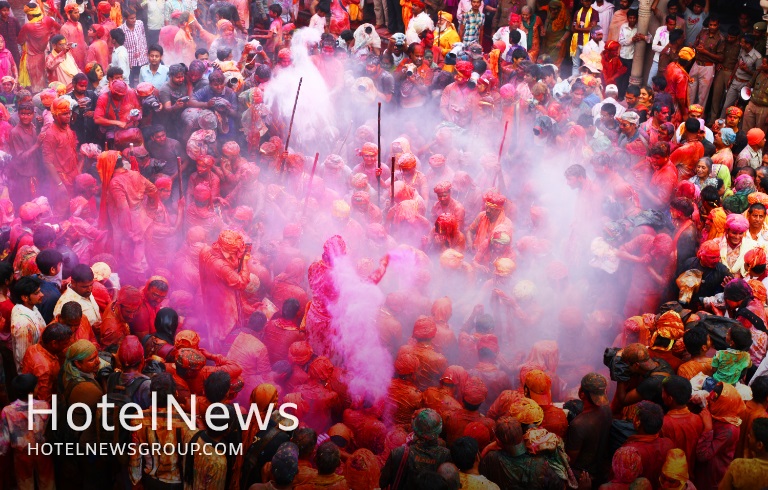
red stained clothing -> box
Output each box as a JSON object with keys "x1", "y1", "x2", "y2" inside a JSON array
[
  {"x1": 85, "y1": 39, "x2": 109, "y2": 71},
  {"x1": 399, "y1": 342, "x2": 448, "y2": 391},
  {"x1": 19, "y1": 343, "x2": 59, "y2": 403},
  {"x1": 661, "y1": 407, "x2": 705, "y2": 472},
  {"x1": 262, "y1": 318, "x2": 305, "y2": 365},
  {"x1": 59, "y1": 20, "x2": 86, "y2": 69},
  {"x1": 40, "y1": 122, "x2": 79, "y2": 188},
  {"x1": 647, "y1": 161, "x2": 677, "y2": 209},
  {"x1": 94, "y1": 89, "x2": 141, "y2": 125},
  {"x1": 198, "y1": 245, "x2": 250, "y2": 343},
  {"x1": 185, "y1": 353, "x2": 243, "y2": 396},
  {"x1": 296, "y1": 380, "x2": 341, "y2": 433},
  {"x1": 17, "y1": 17, "x2": 60, "y2": 92},
  {"x1": 622, "y1": 434, "x2": 675, "y2": 487},
  {"x1": 442, "y1": 408, "x2": 495, "y2": 446},
  {"x1": 665, "y1": 62, "x2": 689, "y2": 113},
  {"x1": 670, "y1": 141, "x2": 705, "y2": 181},
  {"x1": 99, "y1": 302, "x2": 130, "y2": 350},
  {"x1": 736, "y1": 400, "x2": 767, "y2": 458},
  {"x1": 430, "y1": 198, "x2": 466, "y2": 231},
  {"x1": 422, "y1": 386, "x2": 462, "y2": 420},
  {"x1": 540, "y1": 405, "x2": 569, "y2": 440},
  {"x1": 128, "y1": 290, "x2": 160, "y2": 340},
  {"x1": 470, "y1": 362, "x2": 512, "y2": 413},
  {"x1": 385, "y1": 378, "x2": 423, "y2": 426},
  {"x1": 694, "y1": 421, "x2": 740, "y2": 490}
]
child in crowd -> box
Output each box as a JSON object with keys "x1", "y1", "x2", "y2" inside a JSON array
[{"x1": 711, "y1": 325, "x2": 753, "y2": 385}]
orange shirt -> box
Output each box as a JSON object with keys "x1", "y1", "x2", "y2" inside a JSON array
[{"x1": 20, "y1": 343, "x2": 60, "y2": 403}]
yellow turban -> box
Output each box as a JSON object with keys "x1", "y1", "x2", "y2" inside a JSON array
[
  {"x1": 678, "y1": 47, "x2": 696, "y2": 61},
  {"x1": 661, "y1": 448, "x2": 689, "y2": 483},
  {"x1": 23, "y1": 3, "x2": 42, "y2": 18}
]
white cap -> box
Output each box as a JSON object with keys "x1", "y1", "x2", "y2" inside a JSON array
[{"x1": 605, "y1": 84, "x2": 619, "y2": 94}]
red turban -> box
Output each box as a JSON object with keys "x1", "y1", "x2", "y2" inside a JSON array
[
  {"x1": 175, "y1": 330, "x2": 200, "y2": 349},
  {"x1": 436, "y1": 213, "x2": 458, "y2": 236},
  {"x1": 455, "y1": 60, "x2": 473, "y2": 78},
  {"x1": 136, "y1": 82, "x2": 154, "y2": 97},
  {"x1": 463, "y1": 421, "x2": 491, "y2": 449},
  {"x1": 222, "y1": 141, "x2": 240, "y2": 157},
  {"x1": 90, "y1": 24, "x2": 105, "y2": 38},
  {"x1": 360, "y1": 142, "x2": 378, "y2": 156},
  {"x1": 288, "y1": 341, "x2": 313, "y2": 365},
  {"x1": 434, "y1": 181, "x2": 451, "y2": 194},
  {"x1": 394, "y1": 352, "x2": 420, "y2": 375},
  {"x1": 97, "y1": 1, "x2": 111, "y2": 14},
  {"x1": 118, "y1": 286, "x2": 143, "y2": 308},
  {"x1": 428, "y1": 154, "x2": 446, "y2": 168},
  {"x1": 462, "y1": 376, "x2": 488, "y2": 405},
  {"x1": 117, "y1": 335, "x2": 144, "y2": 367},
  {"x1": 193, "y1": 184, "x2": 211, "y2": 202},
  {"x1": 64, "y1": 3, "x2": 78, "y2": 14},
  {"x1": 413, "y1": 315, "x2": 437, "y2": 340},
  {"x1": 350, "y1": 173, "x2": 369, "y2": 189},
  {"x1": 155, "y1": 176, "x2": 172, "y2": 190},
  {"x1": 308, "y1": 356, "x2": 334, "y2": 382},
  {"x1": 483, "y1": 190, "x2": 506, "y2": 208},
  {"x1": 351, "y1": 191, "x2": 370, "y2": 208},
  {"x1": 215, "y1": 230, "x2": 245, "y2": 255},
  {"x1": 397, "y1": 152, "x2": 417, "y2": 170},
  {"x1": 697, "y1": 240, "x2": 721, "y2": 268},
  {"x1": 111, "y1": 80, "x2": 128, "y2": 96}
]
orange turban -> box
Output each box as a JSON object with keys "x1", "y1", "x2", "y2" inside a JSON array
[
  {"x1": 413, "y1": 316, "x2": 437, "y2": 340},
  {"x1": 661, "y1": 448, "x2": 689, "y2": 484},
  {"x1": 745, "y1": 247, "x2": 767, "y2": 270},
  {"x1": 394, "y1": 352, "x2": 419, "y2": 375},
  {"x1": 308, "y1": 356, "x2": 334, "y2": 382},
  {"x1": 612, "y1": 447, "x2": 643, "y2": 483},
  {"x1": 51, "y1": 97, "x2": 71, "y2": 116},
  {"x1": 651, "y1": 311, "x2": 685, "y2": 347},
  {"x1": 697, "y1": 240, "x2": 722, "y2": 268},
  {"x1": 748, "y1": 192, "x2": 768, "y2": 206},
  {"x1": 709, "y1": 382, "x2": 745, "y2": 426},
  {"x1": 462, "y1": 376, "x2": 488, "y2": 405},
  {"x1": 215, "y1": 229, "x2": 245, "y2": 255},
  {"x1": 251, "y1": 383, "x2": 279, "y2": 409},
  {"x1": 749, "y1": 279, "x2": 767, "y2": 304},
  {"x1": 174, "y1": 330, "x2": 200, "y2": 349},
  {"x1": 397, "y1": 152, "x2": 417, "y2": 170}
]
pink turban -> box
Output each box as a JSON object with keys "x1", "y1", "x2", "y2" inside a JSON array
[{"x1": 725, "y1": 213, "x2": 749, "y2": 233}]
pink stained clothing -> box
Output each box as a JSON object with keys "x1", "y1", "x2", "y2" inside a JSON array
[
  {"x1": 305, "y1": 259, "x2": 339, "y2": 358},
  {"x1": 59, "y1": 20, "x2": 86, "y2": 69},
  {"x1": 225, "y1": 329, "x2": 271, "y2": 405},
  {"x1": 158, "y1": 25, "x2": 179, "y2": 63},
  {"x1": 661, "y1": 407, "x2": 705, "y2": 473},
  {"x1": 39, "y1": 122, "x2": 78, "y2": 187},
  {"x1": 670, "y1": 140, "x2": 705, "y2": 181},
  {"x1": 0, "y1": 48, "x2": 15, "y2": 79},
  {"x1": 173, "y1": 28, "x2": 196, "y2": 67},
  {"x1": 85, "y1": 39, "x2": 109, "y2": 72},
  {"x1": 694, "y1": 421, "x2": 740, "y2": 490},
  {"x1": 18, "y1": 17, "x2": 60, "y2": 92},
  {"x1": 329, "y1": 0, "x2": 351, "y2": 36},
  {"x1": 198, "y1": 243, "x2": 250, "y2": 343},
  {"x1": 45, "y1": 49, "x2": 80, "y2": 88}
]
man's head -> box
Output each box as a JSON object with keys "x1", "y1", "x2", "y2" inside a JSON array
[
  {"x1": 749, "y1": 418, "x2": 768, "y2": 456},
  {"x1": 627, "y1": 9, "x2": 638, "y2": 27},
  {"x1": 315, "y1": 441, "x2": 341, "y2": 476},
  {"x1": 725, "y1": 213, "x2": 749, "y2": 248},
  {"x1": 707, "y1": 16, "x2": 719, "y2": 34},
  {"x1": 148, "y1": 44, "x2": 163, "y2": 67},
  {"x1": 11, "y1": 275, "x2": 43, "y2": 307},
  {"x1": 691, "y1": 0, "x2": 705, "y2": 14},
  {"x1": 70, "y1": 264, "x2": 95, "y2": 298},
  {"x1": 145, "y1": 278, "x2": 169, "y2": 307},
  {"x1": 625, "y1": 85, "x2": 640, "y2": 107},
  {"x1": 117, "y1": 286, "x2": 142, "y2": 321},
  {"x1": 0, "y1": 2, "x2": 10, "y2": 20},
  {"x1": 633, "y1": 401, "x2": 664, "y2": 435},
  {"x1": 749, "y1": 203, "x2": 766, "y2": 231},
  {"x1": 110, "y1": 28, "x2": 125, "y2": 48},
  {"x1": 564, "y1": 164, "x2": 587, "y2": 189},
  {"x1": 60, "y1": 301, "x2": 83, "y2": 330},
  {"x1": 36, "y1": 249, "x2": 63, "y2": 277},
  {"x1": 41, "y1": 322, "x2": 73, "y2": 355},
  {"x1": 600, "y1": 102, "x2": 617, "y2": 126},
  {"x1": 203, "y1": 370, "x2": 231, "y2": 403},
  {"x1": 17, "y1": 102, "x2": 34, "y2": 126},
  {"x1": 683, "y1": 327, "x2": 710, "y2": 357},
  {"x1": 579, "y1": 372, "x2": 609, "y2": 407},
  {"x1": 151, "y1": 372, "x2": 177, "y2": 408},
  {"x1": 661, "y1": 375, "x2": 692, "y2": 409},
  {"x1": 450, "y1": 436, "x2": 479, "y2": 472},
  {"x1": 670, "y1": 197, "x2": 694, "y2": 221},
  {"x1": 208, "y1": 69, "x2": 226, "y2": 95},
  {"x1": 621, "y1": 343, "x2": 656, "y2": 374},
  {"x1": 748, "y1": 128, "x2": 766, "y2": 150},
  {"x1": 494, "y1": 416, "x2": 523, "y2": 450},
  {"x1": 619, "y1": 111, "x2": 640, "y2": 135}
]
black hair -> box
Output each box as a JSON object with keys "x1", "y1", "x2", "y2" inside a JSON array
[
  {"x1": 50, "y1": 34, "x2": 65, "y2": 47},
  {"x1": 577, "y1": 113, "x2": 594, "y2": 128},
  {"x1": 247, "y1": 311, "x2": 268, "y2": 332},
  {"x1": 106, "y1": 66, "x2": 124, "y2": 79},
  {"x1": 293, "y1": 428, "x2": 318, "y2": 458},
  {"x1": 525, "y1": 63, "x2": 540, "y2": 79},
  {"x1": 195, "y1": 48, "x2": 208, "y2": 58},
  {"x1": 730, "y1": 325, "x2": 753, "y2": 351},
  {"x1": 626, "y1": 85, "x2": 641, "y2": 97},
  {"x1": 669, "y1": 29, "x2": 684, "y2": 45},
  {"x1": 36, "y1": 248, "x2": 63, "y2": 275},
  {"x1": 71, "y1": 263, "x2": 94, "y2": 283},
  {"x1": 749, "y1": 203, "x2": 767, "y2": 215},
  {"x1": 151, "y1": 372, "x2": 177, "y2": 408},
  {"x1": 648, "y1": 141, "x2": 671, "y2": 157},
  {"x1": 148, "y1": 44, "x2": 163, "y2": 56},
  {"x1": 685, "y1": 118, "x2": 701, "y2": 133},
  {"x1": 652, "y1": 74, "x2": 668, "y2": 91},
  {"x1": 752, "y1": 375, "x2": 768, "y2": 403},
  {"x1": 123, "y1": 7, "x2": 136, "y2": 17},
  {"x1": 670, "y1": 197, "x2": 694, "y2": 218},
  {"x1": 564, "y1": 164, "x2": 586, "y2": 179},
  {"x1": 11, "y1": 275, "x2": 42, "y2": 304},
  {"x1": 316, "y1": 441, "x2": 341, "y2": 475},
  {"x1": 33, "y1": 225, "x2": 57, "y2": 249},
  {"x1": 110, "y1": 28, "x2": 125, "y2": 45},
  {"x1": 12, "y1": 373, "x2": 37, "y2": 398},
  {"x1": 744, "y1": 33, "x2": 756, "y2": 46},
  {"x1": 282, "y1": 298, "x2": 301, "y2": 320},
  {"x1": 683, "y1": 327, "x2": 709, "y2": 356},
  {"x1": 60, "y1": 301, "x2": 83, "y2": 324},
  {"x1": 41, "y1": 322, "x2": 72, "y2": 344},
  {"x1": 216, "y1": 47, "x2": 232, "y2": 61},
  {"x1": 450, "y1": 436, "x2": 479, "y2": 471},
  {"x1": 662, "y1": 375, "x2": 692, "y2": 406},
  {"x1": 753, "y1": 418, "x2": 768, "y2": 447},
  {"x1": 509, "y1": 29, "x2": 522, "y2": 44},
  {"x1": 539, "y1": 64, "x2": 555, "y2": 79},
  {"x1": 635, "y1": 400, "x2": 664, "y2": 434},
  {"x1": 601, "y1": 103, "x2": 617, "y2": 117},
  {"x1": 475, "y1": 313, "x2": 494, "y2": 333},
  {"x1": 269, "y1": 3, "x2": 282, "y2": 15},
  {"x1": 72, "y1": 72, "x2": 88, "y2": 86},
  {"x1": 0, "y1": 262, "x2": 12, "y2": 285},
  {"x1": 627, "y1": 8, "x2": 638, "y2": 17},
  {"x1": 511, "y1": 47, "x2": 527, "y2": 60},
  {"x1": 203, "y1": 370, "x2": 232, "y2": 403},
  {"x1": 665, "y1": 15, "x2": 675, "y2": 24},
  {"x1": 0, "y1": 2, "x2": 11, "y2": 9}
]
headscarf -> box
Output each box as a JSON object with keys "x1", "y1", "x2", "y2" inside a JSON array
[
  {"x1": 96, "y1": 150, "x2": 121, "y2": 227},
  {"x1": 23, "y1": 3, "x2": 42, "y2": 20},
  {"x1": 734, "y1": 174, "x2": 756, "y2": 195},
  {"x1": 749, "y1": 279, "x2": 767, "y2": 304},
  {"x1": 709, "y1": 382, "x2": 745, "y2": 426},
  {"x1": 660, "y1": 448, "x2": 689, "y2": 487},
  {"x1": 745, "y1": 247, "x2": 767, "y2": 270},
  {"x1": 175, "y1": 330, "x2": 200, "y2": 349},
  {"x1": 720, "y1": 127, "x2": 737, "y2": 146},
  {"x1": 344, "y1": 449, "x2": 380, "y2": 490},
  {"x1": 251, "y1": 383, "x2": 279, "y2": 416},
  {"x1": 546, "y1": 0, "x2": 569, "y2": 32},
  {"x1": 117, "y1": 335, "x2": 144, "y2": 368},
  {"x1": 508, "y1": 397, "x2": 544, "y2": 425},
  {"x1": 611, "y1": 447, "x2": 643, "y2": 484},
  {"x1": 412, "y1": 408, "x2": 442, "y2": 441},
  {"x1": 62, "y1": 339, "x2": 98, "y2": 387}
]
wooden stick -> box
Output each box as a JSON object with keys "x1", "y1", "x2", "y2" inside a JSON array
[
  {"x1": 176, "y1": 156, "x2": 184, "y2": 199},
  {"x1": 492, "y1": 121, "x2": 509, "y2": 192},
  {"x1": 280, "y1": 77, "x2": 303, "y2": 173},
  {"x1": 302, "y1": 153, "x2": 320, "y2": 216},
  {"x1": 390, "y1": 156, "x2": 395, "y2": 206},
  {"x1": 377, "y1": 102, "x2": 382, "y2": 207}
]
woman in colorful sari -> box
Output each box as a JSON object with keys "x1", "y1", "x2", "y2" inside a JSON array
[{"x1": 542, "y1": 0, "x2": 570, "y2": 65}]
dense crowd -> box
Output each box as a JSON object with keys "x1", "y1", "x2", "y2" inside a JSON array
[{"x1": 0, "y1": 0, "x2": 767, "y2": 489}]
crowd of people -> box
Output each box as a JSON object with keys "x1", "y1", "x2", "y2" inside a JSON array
[{"x1": 0, "y1": 0, "x2": 766, "y2": 489}]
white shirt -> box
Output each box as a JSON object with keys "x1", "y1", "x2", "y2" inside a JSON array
[
  {"x1": 651, "y1": 25, "x2": 670, "y2": 62},
  {"x1": 53, "y1": 285, "x2": 102, "y2": 326},
  {"x1": 110, "y1": 45, "x2": 130, "y2": 78},
  {"x1": 582, "y1": 39, "x2": 604, "y2": 57},
  {"x1": 618, "y1": 23, "x2": 637, "y2": 60},
  {"x1": 493, "y1": 26, "x2": 528, "y2": 56},
  {"x1": 142, "y1": 0, "x2": 166, "y2": 31},
  {"x1": 591, "y1": 0, "x2": 614, "y2": 32},
  {"x1": 10, "y1": 304, "x2": 46, "y2": 371},
  {"x1": 592, "y1": 97, "x2": 625, "y2": 121},
  {"x1": 309, "y1": 14, "x2": 326, "y2": 33}
]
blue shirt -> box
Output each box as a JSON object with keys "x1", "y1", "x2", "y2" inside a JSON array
[
  {"x1": 37, "y1": 278, "x2": 61, "y2": 325},
  {"x1": 139, "y1": 64, "x2": 169, "y2": 89}
]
